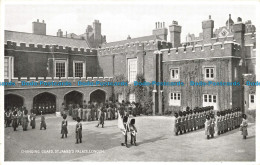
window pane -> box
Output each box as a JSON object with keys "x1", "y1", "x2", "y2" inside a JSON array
[
  {"x1": 213, "y1": 95, "x2": 216, "y2": 103},
  {"x1": 128, "y1": 59, "x2": 137, "y2": 83},
  {"x1": 251, "y1": 95, "x2": 254, "y2": 103},
  {"x1": 172, "y1": 70, "x2": 175, "y2": 78},
  {"x1": 204, "y1": 95, "x2": 207, "y2": 102},
  {"x1": 178, "y1": 93, "x2": 180, "y2": 100},
  {"x1": 4, "y1": 58, "x2": 9, "y2": 78},
  {"x1": 209, "y1": 95, "x2": 212, "y2": 102},
  {"x1": 174, "y1": 93, "x2": 176, "y2": 100},
  {"x1": 56, "y1": 62, "x2": 65, "y2": 77}
]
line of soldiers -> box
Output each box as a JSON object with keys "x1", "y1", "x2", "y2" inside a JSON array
[
  {"x1": 173, "y1": 106, "x2": 243, "y2": 137},
  {"x1": 31, "y1": 102, "x2": 56, "y2": 115},
  {"x1": 4, "y1": 106, "x2": 37, "y2": 131},
  {"x1": 65, "y1": 100, "x2": 138, "y2": 122}
]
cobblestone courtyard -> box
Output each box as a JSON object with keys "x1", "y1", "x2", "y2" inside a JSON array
[{"x1": 5, "y1": 115, "x2": 255, "y2": 161}]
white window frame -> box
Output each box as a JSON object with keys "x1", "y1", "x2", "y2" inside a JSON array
[
  {"x1": 73, "y1": 61, "x2": 86, "y2": 78},
  {"x1": 203, "y1": 94, "x2": 218, "y2": 110},
  {"x1": 55, "y1": 59, "x2": 68, "y2": 78},
  {"x1": 129, "y1": 93, "x2": 136, "y2": 103},
  {"x1": 170, "y1": 68, "x2": 179, "y2": 80},
  {"x1": 169, "y1": 92, "x2": 181, "y2": 106},
  {"x1": 204, "y1": 67, "x2": 215, "y2": 80},
  {"x1": 249, "y1": 94, "x2": 256, "y2": 110},
  {"x1": 128, "y1": 58, "x2": 137, "y2": 83},
  {"x1": 4, "y1": 56, "x2": 14, "y2": 80}
]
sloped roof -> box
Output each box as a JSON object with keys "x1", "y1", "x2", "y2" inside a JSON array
[
  {"x1": 101, "y1": 35, "x2": 160, "y2": 47},
  {"x1": 5, "y1": 30, "x2": 90, "y2": 48}
]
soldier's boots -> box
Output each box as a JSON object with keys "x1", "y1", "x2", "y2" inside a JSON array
[
  {"x1": 102, "y1": 124, "x2": 104, "y2": 128},
  {"x1": 76, "y1": 139, "x2": 78, "y2": 144},
  {"x1": 80, "y1": 139, "x2": 82, "y2": 143}
]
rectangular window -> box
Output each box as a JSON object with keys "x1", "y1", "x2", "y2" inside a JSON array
[
  {"x1": 203, "y1": 94, "x2": 217, "y2": 110},
  {"x1": 73, "y1": 61, "x2": 85, "y2": 78},
  {"x1": 128, "y1": 58, "x2": 137, "y2": 83},
  {"x1": 205, "y1": 67, "x2": 215, "y2": 79},
  {"x1": 250, "y1": 95, "x2": 255, "y2": 103},
  {"x1": 4, "y1": 56, "x2": 14, "y2": 79},
  {"x1": 169, "y1": 92, "x2": 181, "y2": 106},
  {"x1": 249, "y1": 94, "x2": 256, "y2": 110},
  {"x1": 55, "y1": 60, "x2": 67, "y2": 78},
  {"x1": 170, "y1": 68, "x2": 179, "y2": 79}
]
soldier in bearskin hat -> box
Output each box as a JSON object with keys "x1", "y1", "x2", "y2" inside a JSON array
[
  {"x1": 178, "y1": 111, "x2": 183, "y2": 134},
  {"x1": 215, "y1": 111, "x2": 221, "y2": 135},
  {"x1": 40, "y1": 111, "x2": 47, "y2": 130},
  {"x1": 173, "y1": 112, "x2": 179, "y2": 136},
  {"x1": 182, "y1": 111, "x2": 187, "y2": 133},
  {"x1": 205, "y1": 115, "x2": 211, "y2": 139},
  {"x1": 61, "y1": 114, "x2": 68, "y2": 138},
  {"x1": 209, "y1": 113, "x2": 215, "y2": 138},
  {"x1": 240, "y1": 114, "x2": 248, "y2": 139},
  {"x1": 12, "y1": 110, "x2": 18, "y2": 131},
  {"x1": 75, "y1": 117, "x2": 82, "y2": 144}
]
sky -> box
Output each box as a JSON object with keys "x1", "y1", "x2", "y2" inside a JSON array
[{"x1": 4, "y1": 2, "x2": 257, "y2": 43}]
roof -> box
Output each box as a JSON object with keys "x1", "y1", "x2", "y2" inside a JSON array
[
  {"x1": 101, "y1": 35, "x2": 161, "y2": 47},
  {"x1": 5, "y1": 30, "x2": 90, "y2": 49}
]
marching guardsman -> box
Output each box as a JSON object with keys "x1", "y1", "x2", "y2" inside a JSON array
[
  {"x1": 30, "y1": 112, "x2": 36, "y2": 129},
  {"x1": 209, "y1": 113, "x2": 215, "y2": 138},
  {"x1": 17, "y1": 108, "x2": 23, "y2": 126},
  {"x1": 187, "y1": 110, "x2": 191, "y2": 132},
  {"x1": 12, "y1": 110, "x2": 18, "y2": 131},
  {"x1": 61, "y1": 114, "x2": 68, "y2": 138},
  {"x1": 121, "y1": 115, "x2": 129, "y2": 148},
  {"x1": 173, "y1": 112, "x2": 179, "y2": 136},
  {"x1": 75, "y1": 117, "x2": 82, "y2": 144},
  {"x1": 240, "y1": 114, "x2": 248, "y2": 139},
  {"x1": 22, "y1": 109, "x2": 29, "y2": 131},
  {"x1": 182, "y1": 111, "x2": 187, "y2": 133},
  {"x1": 226, "y1": 109, "x2": 231, "y2": 131},
  {"x1": 230, "y1": 109, "x2": 234, "y2": 130},
  {"x1": 191, "y1": 110, "x2": 196, "y2": 131},
  {"x1": 96, "y1": 104, "x2": 105, "y2": 128},
  {"x1": 235, "y1": 108, "x2": 239, "y2": 128},
  {"x1": 205, "y1": 115, "x2": 211, "y2": 139},
  {"x1": 223, "y1": 110, "x2": 228, "y2": 133},
  {"x1": 178, "y1": 111, "x2": 183, "y2": 134},
  {"x1": 40, "y1": 111, "x2": 47, "y2": 130},
  {"x1": 129, "y1": 117, "x2": 137, "y2": 146},
  {"x1": 5, "y1": 110, "x2": 12, "y2": 127}
]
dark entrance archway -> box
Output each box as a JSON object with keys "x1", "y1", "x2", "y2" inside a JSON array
[
  {"x1": 33, "y1": 92, "x2": 56, "y2": 114},
  {"x1": 90, "y1": 89, "x2": 106, "y2": 103},
  {"x1": 64, "y1": 91, "x2": 83, "y2": 107},
  {"x1": 5, "y1": 94, "x2": 24, "y2": 109}
]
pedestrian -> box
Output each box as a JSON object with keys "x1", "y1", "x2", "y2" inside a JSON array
[
  {"x1": 75, "y1": 117, "x2": 82, "y2": 144},
  {"x1": 40, "y1": 111, "x2": 47, "y2": 130},
  {"x1": 240, "y1": 114, "x2": 248, "y2": 139},
  {"x1": 61, "y1": 114, "x2": 68, "y2": 138},
  {"x1": 30, "y1": 112, "x2": 36, "y2": 129},
  {"x1": 17, "y1": 109, "x2": 23, "y2": 126},
  {"x1": 5, "y1": 110, "x2": 12, "y2": 127}
]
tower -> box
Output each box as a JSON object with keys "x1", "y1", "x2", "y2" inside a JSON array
[{"x1": 169, "y1": 20, "x2": 182, "y2": 48}]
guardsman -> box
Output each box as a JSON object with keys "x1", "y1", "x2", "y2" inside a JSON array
[
  {"x1": 205, "y1": 115, "x2": 211, "y2": 139},
  {"x1": 86, "y1": 101, "x2": 91, "y2": 121},
  {"x1": 61, "y1": 114, "x2": 68, "y2": 138},
  {"x1": 17, "y1": 109, "x2": 23, "y2": 126},
  {"x1": 6, "y1": 110, "x2": 12, "y2": 127},
  {"x1": 209, "y1": 113, "x2": 215, "y2": 138},
  {"x1": 121, "y1": 115, "x2": 129, "y2": 148},
  {"x1": 30, "y1": 112, "x2": 36, "y2": 129},
  {"x1": 107, "y1": 104, "x2": 112, "y2": 120},
  {"x1": 173, "y1": 112, "x2": 179, "y2": 136},
  {"x1": 187, "y1": 110, "x2": 191, "y2": 132},
  {"x1": 96, "y1": 104, "x2": 105, "y2": 128},
  {"x1": 12, "y1": 110, "x2": 18, "y2": 131},
  {"x1": 223, "y1": 110, "x2": 228, "y2": 133},
  {"x1": 129, "y1": 117, "x2": 137, "y2": 146},
  {"x1": 40, "y1": 111, "x2": 47, "y2": 130},
  {"x1": 178, "y1": 111, "x2": 183, "y2": 134},
  {"x1": 240, "y1": 114, "x2": 248, "y2": 139},
  {"x1": 75, "y1": 117, "x2": 82, "y2": 144},
  {"x1": 182, "y1": 111, "x2": 187, "y2": 133},
  {"x1": 22, "y1": 109, "x2": 29, "y2": 131}
]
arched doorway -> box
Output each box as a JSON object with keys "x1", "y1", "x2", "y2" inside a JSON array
[
  {"x1": 90, "y1": 89, "x2": 106, "y2": 103},
  {"x1": 64, "y1": 91, "x2": 83, "y2": 107},
  {"x1": 5, "y1": 94, "x2": 24, "y2": 109},
  {"x1": 33, "y1": 92, "x2": 56, "y2": 114}
]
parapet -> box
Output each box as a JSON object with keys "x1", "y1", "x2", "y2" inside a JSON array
[
  {"x1": 161, "y1": 41, "x2": 241, "y2": 62},
  {"x1": 98, "y1": 40, "x2": 172, "y2": 56},
  {"x1": 5, "y1": 41, "x2": 97, "y2": 56}
]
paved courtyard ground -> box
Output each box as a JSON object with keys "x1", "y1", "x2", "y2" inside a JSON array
[{"x1": 5, "y1": 115, "x2": 255, "y2": 161}]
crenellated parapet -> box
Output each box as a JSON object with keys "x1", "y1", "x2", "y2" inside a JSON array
[
  {"x1": 98, "y1": 40, "x2": 172, "y2": 56},
  {"x1": 161, "y1": 41, "x2": 241, "y2": 62},
  {"x1": 5, "y1": 41, "x2": 97, "y2": 56}
]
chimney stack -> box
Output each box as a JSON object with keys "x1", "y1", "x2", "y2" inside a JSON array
[
  {"x1": 169, "y1": 20, "x2": 182, "y2": 48},
  {"x1": 32, "y1": 19, "x2": 46, "y2": 35}
]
